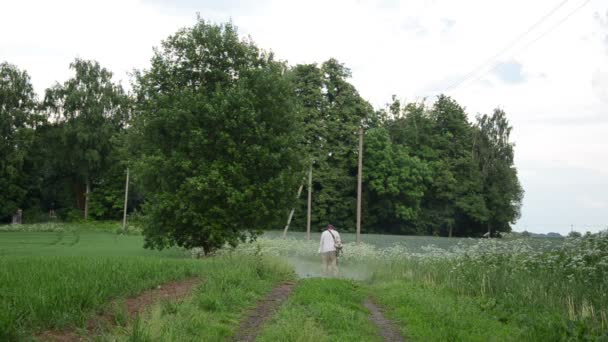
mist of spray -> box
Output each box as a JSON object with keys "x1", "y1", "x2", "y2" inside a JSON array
[{"x1": 284, "y1": 255, "x2": 375, "y2": 280}]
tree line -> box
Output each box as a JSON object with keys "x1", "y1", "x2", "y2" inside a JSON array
[{"x1": 0, "y1": 19, "x2": 523, "y2": 252}]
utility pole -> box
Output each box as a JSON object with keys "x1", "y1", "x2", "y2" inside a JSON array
[
  {"x1": 306, "y1": 165, "x2": 312, "y2": 241},
  {"x1": 356, "y1": 127, "x2": 363, "y2": 244},
  {"x1": 122, "y1": 168, "x2": 130, "y2": 233},
  {"x1": 282, "y1": 183, "x2": 304, "y2": 238},
  {"x1": 84, "y1": 180, "x2": 90, "y2": 220}
]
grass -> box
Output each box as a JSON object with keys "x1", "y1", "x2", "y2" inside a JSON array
[
  {"x1": 104, "y1": 255, "x2": 294, "y2": 341},
  {"x1": 0, "y1": 221, "x2": 180, "y2": 258},
  {"x1": 257, "y1": 278, "x2": 381, "y2": 342},
  {"x1": 0, "y1": 222, "x2": 294, "y2": 341},
  {"x1": 0, "y1": 256, "x2": 204, "y2": 340},
  {"x1": 370, "y1": 280, "x2": 524, "y2": 341},
  {"x1": 368, "y1": 256, "x2": 608, "y2": 340},
  {"x1": 0, "y1": 230, "x2": 184, "y2": 258},
  {"x1": 3, "y1": 222, "x2": 605, "y2": 341}
]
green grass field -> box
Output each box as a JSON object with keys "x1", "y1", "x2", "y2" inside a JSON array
[
  {"x1": 2, "y1": 222, "x2": 606, "y2": 341},
  {"x1": 0, "y1": 222, "x2": 294, "y2": 341}
]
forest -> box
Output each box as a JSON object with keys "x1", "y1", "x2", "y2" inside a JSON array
[{"x1": 0, "y1": 19, "x2": 523, "y2": 249}]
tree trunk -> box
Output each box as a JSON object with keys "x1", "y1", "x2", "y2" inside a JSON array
[
  {"x1": 282, "y1": 183, "x2": 304, "y2": 238},
  {"x1": 122, "y1": 168, "x2": 130, "y2": 233},
  {"x1": 448, "y1": 225, "x2": 453, "y2": 238}
]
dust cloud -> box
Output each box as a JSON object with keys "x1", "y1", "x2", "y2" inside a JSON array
[{"x1": 284, "y1": 255, "x2": 374, "y2": 280}]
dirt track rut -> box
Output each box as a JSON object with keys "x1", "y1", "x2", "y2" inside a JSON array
[{"x1": 232, "y1": 281, "x2": 296, "y2": 342}]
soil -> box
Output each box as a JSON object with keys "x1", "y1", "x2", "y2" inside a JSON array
[
  {"x1": 232, "y1": 281, "x2": 296, "y2": 342},
  {"x1": 36, "y1": 277, "x2": 201, "y2": 342},
  {"x1": 364, "y1": 298, "x2": 406, "y2": 342}
]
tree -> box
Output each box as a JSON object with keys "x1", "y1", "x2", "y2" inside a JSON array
[
  {"x1": 43, "y1": 59, "x2": 129, "y2": 219},
  {"x1": 474, "y1": 109, "x2": 523, "y2": 235},
  {"x1": 0, "y1": 62, "x2": 40, "y2": 221},
  {"x1": 289, "y1": 59, "x2": 373, "y2": 232},
  {"x1": 363, "y1": 127, "x2": 430, "y2": 234},
  {"x1": 132, "y1": 19, "x2": 304, "y2": 253}
]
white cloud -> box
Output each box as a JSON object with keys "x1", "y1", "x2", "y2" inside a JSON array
[{"x1": 1, "y1": 0, "x2": 607, "y2": 233}]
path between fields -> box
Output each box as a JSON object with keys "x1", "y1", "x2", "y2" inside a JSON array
[
  {"x1": 232, "y1": 281, "x2": 296, "y2": 342},
  {"x1": 37, "y1": 277, "x2": 201, "y2": 342},
  {"x1": 364, "y1": 298, "x2": 406, "y2": 342}
]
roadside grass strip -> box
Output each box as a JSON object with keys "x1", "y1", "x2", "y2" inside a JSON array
[
  {"x1": 370, "y1": 280, "x2": 524, "y2": 342},
  {"x1": 104, "y1": 255, "x2": 294, "y2": 341},
  {"x1": 257, "y1": 278, "x2": 381, "y2": 342}
]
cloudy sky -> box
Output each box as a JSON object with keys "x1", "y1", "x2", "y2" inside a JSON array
[{"x1": 1, "y1": 0, "x2": 607, "y2": 234}]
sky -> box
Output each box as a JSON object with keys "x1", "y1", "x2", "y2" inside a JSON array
[{"x1": 1, "y1": 0, "x2": 607, "y2": 234}]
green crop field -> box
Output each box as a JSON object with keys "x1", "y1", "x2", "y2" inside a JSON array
[{"x1": 1, "y1": 222, "x2": 607, "y2": 341}]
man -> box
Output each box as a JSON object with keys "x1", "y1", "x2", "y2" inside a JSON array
[{"x1": 318, "y1": 224, "x2": 342, "y2": 276}]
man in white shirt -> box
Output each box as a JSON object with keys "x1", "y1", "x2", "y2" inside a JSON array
[{"x1": 318, "y1": 224, "x2": 342, "y2": 276}]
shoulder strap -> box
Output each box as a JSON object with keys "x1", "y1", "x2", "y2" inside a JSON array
[{"x1": 327, "y1": 230, "x2": 336, "y2": 243}]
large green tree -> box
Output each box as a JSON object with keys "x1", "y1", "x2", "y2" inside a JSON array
[
  {"x1": 376, "y1": 95, "x2": 499, "y2": 236},
  {"x1": 475, "y1": 109, "x2": 523, "y2": 235},
  {"x1": 43, "y1": 59, "x2": 130, "y2": 219},
  {"x1": 289, "y1": 60, "x2": 373, "y2": 232},
  {"x1": 132, "y1": 19, "x2": 304, "y2": 253},
  {"x1": 363, "y1": 127, "x2": 430, "y2": 234},
  {"x1": 0, "y1": 62, "x2": 40, "y2": 221}
]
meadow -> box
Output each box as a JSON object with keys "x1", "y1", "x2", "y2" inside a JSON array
[
  {"x1": 1, "y1": 222, "x2": 607, "y2": 341},
  {"x1": 239, "y1": 231, "x2": 608, "y2": 340},
  {"x1": 0, "y1": 222, "x2": 293, "y2": 341}
]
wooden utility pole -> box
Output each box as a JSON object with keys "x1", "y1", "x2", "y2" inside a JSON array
[
  {"x1": 356, "y1": 127, "x2": 363, "y2": 243},
  {"x1": 84, "y1": 180, "x2": 90, "y2": 220},
  {"x1": 306, "y1": 165, "x2": 312, "y2": 240},
  {"x1": 282, "y1": 183, "x2": 304, "y2": 238},
  {"x1": 122, "y1": 168, "x2": 130, "y2": 233}
]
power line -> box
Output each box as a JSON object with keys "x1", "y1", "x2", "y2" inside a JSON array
[
  {"x1": 441, "y1": 0, "x2": 578, "y2": 93},
  {"x1": 447, "y1": 0, "x2": 592, "y2": 92}
]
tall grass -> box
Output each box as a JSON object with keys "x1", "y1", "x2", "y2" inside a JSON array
[
  {"x1": 370, "y1": 235, "x2": 608, "y2": 340},
  {"x1": 105, "y1": 255, "x2": 294, "y2": 341},
  {"x1": 231, "y1": 232, "x2": 608, "y2": 340},
  {"x1": 0, "y1": 256, "x2": 204, "y2": 340}
]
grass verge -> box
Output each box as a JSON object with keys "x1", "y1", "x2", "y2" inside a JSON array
[
  {"x1": 256, "y1": 278, "x2": 381, "y2": 342},
  {"x1": 370, "y1": 280, "x2": 524, "y2": 341}
]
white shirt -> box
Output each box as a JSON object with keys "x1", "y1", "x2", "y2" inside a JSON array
[{"x1": 319, "y1": 229, "x2": 341, "y2": 253}]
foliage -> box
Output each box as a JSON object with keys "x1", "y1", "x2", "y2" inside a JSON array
[
  {"x1": 474, "y1": 109, "x2": 524, "y2": 235},
  {"x1": 132, "y1": 19, "x2": 304, "y2": 253},
  {"x1": 288, "y1": 60, "x2": 374, "y2": 231},
  {"x1": 361, "y1": 96, "x2": 522, "y2": 236},
  {"x1": 42, "y1": 59, "x2": 130, "y2": 218},
  {"x1": 363, "y1": 127, "x2": 430, "y2": 232},
  {"x1": 0, "y1": 63, "x2": 39, "y2": 221},
  {"x1": 1, "y1": 16, "x2": 523, "y2": 238}
]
